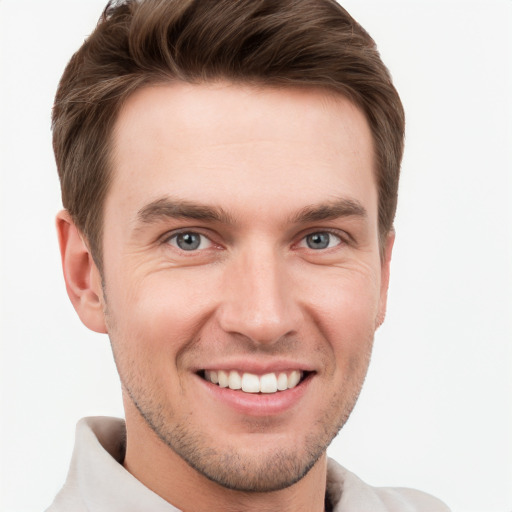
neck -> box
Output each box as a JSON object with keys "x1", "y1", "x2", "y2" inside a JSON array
[{"x1": 123, "y1": 405, "x2": 328, "y2": 512}]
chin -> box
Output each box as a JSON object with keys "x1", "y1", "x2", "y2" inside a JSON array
[
  {"x1": 142, "y1": 406, "x2": 343, "y2": 493},
  {"x1": 170, "y1": 432, "x2": 326, "y2": 492}
]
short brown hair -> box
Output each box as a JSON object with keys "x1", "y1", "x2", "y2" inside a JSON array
[{"x1": 53, "y1": 0, "x2": 405, "y2": 269}]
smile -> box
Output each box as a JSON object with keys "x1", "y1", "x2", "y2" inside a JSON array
[{"x1": 201, "y1": 370, "x2": 306, "y2": 394}]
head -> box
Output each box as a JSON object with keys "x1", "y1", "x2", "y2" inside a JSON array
[
  {"x1": 53, "y1": 0, "x2": 404, "y2": 271},
  {"x1": 54, "y1": 0, "x2": 404, "y2": 500}
]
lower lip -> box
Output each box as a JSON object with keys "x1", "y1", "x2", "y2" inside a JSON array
[{"x1": 197, "y1": 373, "x2": 313, "y2": 417}]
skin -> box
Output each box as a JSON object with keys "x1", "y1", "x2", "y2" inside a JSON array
[{"x1": 57, "y1": 82, "x2": 394, "y2": 512}]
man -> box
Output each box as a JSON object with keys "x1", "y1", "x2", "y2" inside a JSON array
[{"x1": 47, "y1": 0, "x2": 450, "y2": 510}]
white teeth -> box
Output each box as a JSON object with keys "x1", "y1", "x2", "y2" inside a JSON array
[
  {"x1": 260, "y1": 373, "x2": 278, "y2": 393},
  {"x1": 277, "y1": 372, "x2": 288, "y2": 391},
  {"x1": 204, "y1": 370, "x2": 304, "y2": 393},
  {"x1": 218, "y1": 370, "x2": 229, "y2": 388},
  {"x1": 242, "y1": 373, "x2": 260, "y2": 393},
  {"x1": 288, "y1": 370, "x2": 301, "y2": 389},
  {"x1": 228, "y1": 370, "x2": 242, "y2": 390}
]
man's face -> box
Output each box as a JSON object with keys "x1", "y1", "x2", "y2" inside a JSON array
[{"x1": 99, "y1": 82, "x2": 391, "y2": 491}]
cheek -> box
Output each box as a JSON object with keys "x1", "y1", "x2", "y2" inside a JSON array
[
  {"x1": 299, "y1": 267, "x2": 380, "y2": 386},
  {"x1": 105, "y1": 268, "x2": 219, "y2": 353},
  {"x1": 304, "y1": 267, "x2": 382, "y2": 341}
]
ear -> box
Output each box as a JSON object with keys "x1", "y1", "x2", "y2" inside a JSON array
[
  {"x1": 375, "y1": 231, "x2": 395, "y2": 329},
  {"x1": 56, "y1": 210, "x2": 107, "y2": 333}
]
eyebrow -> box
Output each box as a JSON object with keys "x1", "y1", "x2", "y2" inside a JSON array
[
  {"x1": 135, "y1": 195, "x2": 367, "y2": 228},
  {"x1": 291, "y1": 198, "x2": 367, "y2": 224},
  {"x1": 136, "y1": 197, "x2": 235, "y2": 225}
]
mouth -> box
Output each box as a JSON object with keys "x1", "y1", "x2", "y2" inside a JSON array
[{"x1": 198, "y1": 369, "x2": 311, "y2": 394}]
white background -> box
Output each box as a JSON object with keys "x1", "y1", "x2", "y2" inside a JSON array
[{"x1": 0, "y1": 1, "x2": 511, "y2": 511}]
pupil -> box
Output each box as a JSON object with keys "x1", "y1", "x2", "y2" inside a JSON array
[
  {"x1": 177, "y1": 233, "x2": 200, "y2": 250},
  {"x1": 307, "y1": 233, "x2": 330, "y2": 249}
]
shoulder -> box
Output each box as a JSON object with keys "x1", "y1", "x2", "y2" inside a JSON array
[
  {"x1": 44, "y1": 417, "x2": 127, "y2": 512},
  {"x1": 327, "y1": 458, "x2": 451, "y2": 512},
  {"x1": 44, "y1": 489, "x2": 88, "y2": 512}
]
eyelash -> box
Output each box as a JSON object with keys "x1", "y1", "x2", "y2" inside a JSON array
[
  {"x1": 162, "y1": 228, "x2": 349, "y2": 253},
  {"x1": 164, "y1": 230, "x2": 215, "y2": 252},
  {"x1": 296, "y1": 230, "x2": 345, "y2": 251}
]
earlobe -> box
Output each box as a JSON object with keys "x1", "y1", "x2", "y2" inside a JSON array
[
  {"x1": 376, "y1": 231, "x2": 395, "y2": 329},
  {"x1": 56, "y1": 210, "x2": 107, "y2": 334}
]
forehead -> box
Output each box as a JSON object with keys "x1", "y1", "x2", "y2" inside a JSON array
[{"x1": 108, "y1": 81, "x2": 377, "y2": 224}]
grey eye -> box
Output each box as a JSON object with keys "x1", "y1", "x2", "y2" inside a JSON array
[
  {"x1": 169, "y1": 232, "x2": 211, "y2": 251},
  {"x1": 302, "y1": 232, "x2": 341, "y2": 250}
]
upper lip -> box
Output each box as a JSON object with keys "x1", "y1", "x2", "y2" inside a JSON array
[{"x1": 193, "y1": 359, "x2": 316, "y2": 375}]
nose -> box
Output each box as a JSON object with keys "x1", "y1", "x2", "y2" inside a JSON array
[{"x1": 217, "y1": 245, "x2": 303, "y2": 346}]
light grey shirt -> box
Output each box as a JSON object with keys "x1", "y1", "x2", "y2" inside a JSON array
[{"x1": 46, "y1": 417, "x2": 450, "y2": 512}]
